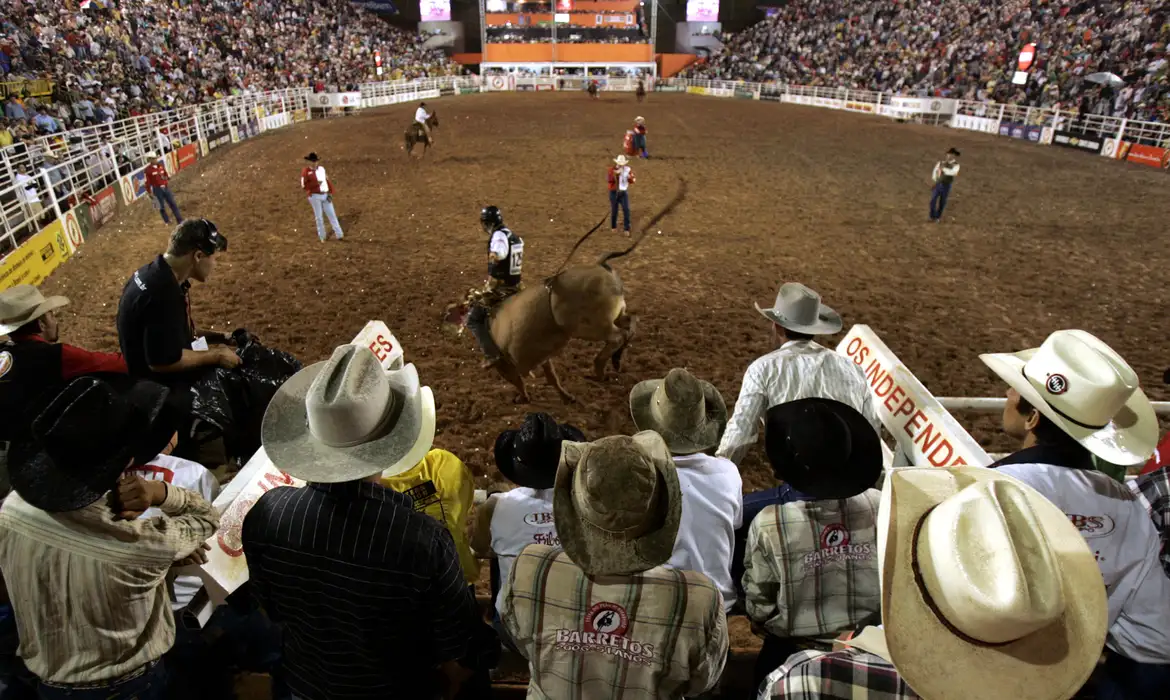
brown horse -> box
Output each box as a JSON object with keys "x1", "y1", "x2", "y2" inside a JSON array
[
  {"x1": 636, "y1": 81, "x2": 646, "y2": 102},
  {"x1": 404, "y1": 111, "x2": 440, "y2": 156}
]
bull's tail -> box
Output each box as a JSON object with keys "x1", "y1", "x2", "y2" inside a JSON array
[{"x1": 597, "y1": 177, "x2": 687, "y2": 267}]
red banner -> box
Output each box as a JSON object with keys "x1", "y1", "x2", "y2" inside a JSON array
[
  {"x1": 1122, "y1": 142, "x2": 1169, "y2": 170},
  {"x1": 177, "y1": 143, "x2": 198, "y2": 172},
  {"x1": 88, "y1": 185, "x2": 118, "y2": 229}
]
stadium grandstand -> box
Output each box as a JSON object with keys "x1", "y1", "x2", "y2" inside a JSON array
[{"x1": 0, "y1": 1, "x2": 1168, "y2": 700}]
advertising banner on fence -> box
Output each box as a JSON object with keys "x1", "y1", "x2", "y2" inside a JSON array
[
  {"x1": 760, "y1": 89, "x2": 783, "y2": 102},
  {"x1": 734, "y1": 88, "x2": 756, "y2": 100},
  {"x1": 207, "y1": 128, "x2": 231, "y2": 151},
  {"x1": 783, "y1": 94, "x2": 845, "y2": 110},
  {"x1": 950, "y1": 114, "x2": 998, "y2": 133},
  {"x1": 1052, "y1": 128, "x2": 1105, "y2": 154},
  {"x1": 439, "y1": 86, "x2": 455, "y2": 97},
  {"x1": 887, "y1": 96, "x2": 958, "y2": 115},
  {"x1": 487, "y1": 75, "x2": 514, "y2": 92},
  {"x1": 836, "y1": 325, "x2": 990, "y2": 467},
  {"x1": 459, "y1": 86, "x2": 481, "y2": 95},
  {"x1": 292, "y1": 108, "x2": 309, "y2": 123},
  {"x1": 998, "y1": 122, "x2": 1043, "y2": 142},
  {"x1": 261, "y1": 113, "x2": 290, "y2": 131},
  {"x1": 310, "y1": 92, "x2": 362, "y2": 109},
  {"x1": 176, "y1": 143, "x2": 198, "y2": 172},
  {"x1": 686, "y1": 86, "x2": 707, "y2": 96},
  {"x1": 844, "y1": 100, "x2": 877, "y2": 114},
  {"x1": 119, "y1": 168, "x2": 148, "y2": 206},
  {"x1": 0, "y1": 220, "x2": 73, "y2": 292},
  {"x1": 1115, "y1": 142, "x2": 1170, "y2": 169},
  {"x1": 88, "y1": 184, "x2": 118, "y2": 230},
  {"x1": 62, "y1": 208, "x2": 84, "y2": 256}
]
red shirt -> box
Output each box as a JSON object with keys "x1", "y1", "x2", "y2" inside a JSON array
[
  {"x1": 1142, "y1": 432, "x2": 1170, "y2": 475},
  {"x1": 607, "y1": 165, "x2": 635, "y2": 192},
  {"x1": 11, "y1": 332, "x2": 128, "y2": 378},
  {"x1": 144, "y1": 162, "x2": 169, "y2": 190},
  {"x1": 300, "y1": 165, "x2": 336, "y2": 196},
  {"x1": 634, "y1": 124, "x2": 647, "y2": 135}
]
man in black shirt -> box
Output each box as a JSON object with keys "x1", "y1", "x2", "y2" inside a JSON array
[{"x1": 116, "y1": 218, "x2": 240, "y2": 386}]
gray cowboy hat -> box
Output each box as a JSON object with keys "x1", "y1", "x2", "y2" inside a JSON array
[
  {"x1": 554, "y1": 431, "x2": 681, "y2": 576},
  {"x1": 261, "y1": 345, "x2": 436, "y2": 483},
  {"x1": 0, "y1": 285, "x2": 69, "y2": 336},
  {"x1": 755, "y1": 282, "x2": 842, "y2": 335},
  {"x1": 629, "y1": 368, "x2": 727, "y2": 454}
]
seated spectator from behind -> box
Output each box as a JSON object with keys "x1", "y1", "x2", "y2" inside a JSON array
[
  {"x1": 0, "y1": 120, "x2": 12, "y2": 148},
  {"x1": 471, "y1": 412, "x2": 584, "y2": 640},
  {"x1": 744, "y1": 398, "x2": 881, "y2": 689},
  {"x1": 502, "y1": 432, "x2": 728, "y2": 699},
  {"x1": 0, "y1": 285, "x2": 127, "y2": 491},
  {"x1": 1131, "y1": 464, "x2": 1169, "y2": 579},
  {"x1": 761, "y1": 466, "x2": 1107, "y2": 700},
  {"x1": 243, "y1": 346, "x2": 499, "y2": 700},
  {"x1": 629, "y1": 368, "x2": 742, "y2": 611},
  {"x1": 983, "y1": 330, "x2": 1170, "y2": 697},
  {"x1": 4, "y1": 96, "x2": 25, "y2": 122},
  {"x1": 380, "y1": 443, "x2": 480, "y2": 587},
  {"x1": 0, "y1": 377, "x2": 220, "y2": 699}
]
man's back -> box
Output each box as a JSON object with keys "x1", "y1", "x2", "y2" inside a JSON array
[
  {"x1": 242, "y1": 481, "x2": 488, "y2": 700},
  {"x1": 502, "y1": 544, "x2": 728, "y2": 700}
]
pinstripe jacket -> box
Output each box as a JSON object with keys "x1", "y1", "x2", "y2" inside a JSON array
[{"x1": 501, "y1": 544, "x2": 728, "y2": 699}]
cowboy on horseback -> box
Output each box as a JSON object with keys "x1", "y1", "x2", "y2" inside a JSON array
[
  {"x1": 415, "y1": 101, "x2": 434, "y2": 146},
  {"x1": 466, "y1": 205, "x2": 524, "y2": 368}
]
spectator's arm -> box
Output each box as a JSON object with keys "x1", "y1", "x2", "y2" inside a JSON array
[
  {"x1": 148, "y1": 347, "x2": 233, "y2": 373},
  {"x1": 471, "y1": 495, "x2": 498, "y2": 558},
  {"x1": 59, "y1": 343, "x2": 128, "y2": 378},
  {"x1": 743, "y1": 515, "x2": 780, "y2": 629},
  {"x1": 150, "y1": 484, "x2": 221, "y2": 559},
  {"x1": 685, "y1": 583, "x2": 729, "y2": 697},
  {"x1": 716, "y1": 361, "x2": 768, "y2": 465}
]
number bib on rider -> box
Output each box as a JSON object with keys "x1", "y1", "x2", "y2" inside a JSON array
[{"x1": 509, "y1": 240, "x2": 524, "y2": 276}]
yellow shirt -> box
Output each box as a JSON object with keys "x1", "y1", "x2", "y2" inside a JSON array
[
  {"x1": 0, "y1": 130, "x2": 12, "y2": 147},
  {"x1": 381, "y1": 449, "x2": 480, "y2": 584}
]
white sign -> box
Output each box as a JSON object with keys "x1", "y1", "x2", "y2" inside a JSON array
[
  {"x1": 950, "y1": 114, "x2": 999, "y2": 134},
  {"x1": 311, "y1": 92, "x2": 362, "y2": 108},
  {"x1": 350, "y1": 320, "x2": 404, "y2": 371},
  {"x1": 1012, "y1": 70, "x2": 1028, "y2": 86},
  {"x1": 835, "y1": 325, "x2": 990, "y2": 468},
  {"x1": 888, "y1": 97, "x2": 958, "y2": 115},
  {"x1": 782, "y1": 94, "x2": 844, "y2": 109},
  {"x1": 488, "y1": 76, "x2": 513, "y2": 92}
]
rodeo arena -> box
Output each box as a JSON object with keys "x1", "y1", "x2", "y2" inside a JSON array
[{"x1": 3, "y1": 0, "x2": 1170, "y2": 698}]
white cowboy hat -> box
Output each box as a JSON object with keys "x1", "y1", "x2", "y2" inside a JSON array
[
  {"x1": 634, "y1": 116, "x2": 645, "y2": 123},
  {"x1": 980, "y1": 329, "x2": 1157, "y2": 465},
  {"x1": 554, "y1": 432, "x2": 681, "y2": 576},
  {"x1": 0, "y1": 285, "x2": 69, "y2": 336},
  {"x1": 878, "y1": 467, "x2": 1106, "y2": 700},
  {"x1": 262, "y1": 345, "x2": 436, "y2": 483},
  {"x1": 754, "y1": 282, "x2": 842, "y2": 335},
  {"x1": 629, "y1": 368, "x2": 727, "y2": 454},
  {"x1": 613, "y1": 154, "x2": 630, "y2": 166}
]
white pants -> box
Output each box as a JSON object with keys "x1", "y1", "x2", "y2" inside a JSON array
[{"x1": 308, "y1": 193, "x2": 343, "y2": 240}]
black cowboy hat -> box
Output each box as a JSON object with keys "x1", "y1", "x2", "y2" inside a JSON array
[
  {"x1": 494, "y1": 413, "x2": 586, "y2": 489},
  {"x1": 7, "y1": 377, "x2": 182, "y2": 512},
  {"x1": 947, "y1": 147, "x2": 961, "y2": 156},
  {"x1": 304, "y1": 152, "x2": 319, "y2": 162},
  {"x1": 764, "y1": 398, "x2": 881, "y2": 499}
]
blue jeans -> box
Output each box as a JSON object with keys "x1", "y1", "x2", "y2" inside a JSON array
[
  {"x1": 36, "y1": 662, "x2": 166, "y2": 700},
  {"x1": 633, "y1": 133, "x2": 647, "y2": 156},
  {"x1": 929, "y1": 182, "x2": 952, "y2": 220},
  {"x1": 1095, "y1": 649, "x2": 1170, "y2": 700},
  {"x1": 153, "y1": 187, "x2": 181, "y2": 225},
  {"x1": 609, "y1": 190, "x2": 630, "y2": 231},
  {"x1": 308, "y1": 194, "x2": 343, "y2": 241},
  {"x1": 0, "y1": 605, "x2": 35, "y2": 699}
]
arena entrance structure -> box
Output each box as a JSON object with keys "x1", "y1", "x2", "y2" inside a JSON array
[{"x1": 480, "y1": 0, "x2": 656, "y2": 86}]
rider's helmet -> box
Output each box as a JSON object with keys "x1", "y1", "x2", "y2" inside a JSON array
[{"x1": 480, "y1": 205, "x2": 504, "y2": 231}]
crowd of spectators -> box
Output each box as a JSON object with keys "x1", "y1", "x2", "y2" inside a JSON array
[
  {"x1": 2, "y1": 250, "x2": 1169, "y2": 699},
  {"x1": 685, "y1": 0, "x2": 1170, "y2": 123},
  {"x1": 0, "y1": 0, "x2": 457, "y2": 137}
]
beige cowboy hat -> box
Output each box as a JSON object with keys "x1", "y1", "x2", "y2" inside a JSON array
[
  {"x1": 613, "y1": 154, "x2": 630, "y2": 166},
  {"x1": 262, "y1": 345, "x2": 436, "y2": 483},
  {"x1": 755, "y1": 282, "x2": 842, "y2": 335},
  {"x1": 877, "y1": 467, "x2": 1106, "y2": 700},
  {"x1": 554, "y1": 431, "x2": 681, "y2": 576},
  {"x1": 0, "y1": 285, "x2": 69, "y2": 336},
  {"x1": 634, "y1": 116, "x2": 645, "y2": 123},
  {"x1": 629, "y1": 368, "x2": 727, "y2": 454},
  {"x1": 980, "y1": 329, "x2": 1157, "y2": 465}
]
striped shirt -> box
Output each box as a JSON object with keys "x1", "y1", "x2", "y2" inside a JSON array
[
  {"x1": 0, "y1": 486, "x2": 219, "y2": 683},
  {"x1": 759, "y1": 648, "x2": 920, "y2": 699},
  {"x1": 501, "y1": 544, "x2": 728, "y2": 699},
  {"x1": 718, "y1": 340, "x2": 880, "y2": 466},
  {"x1": 1131, "y1": 465, "x2": 1170, "y2": 578},
  {"x1": 743, "y1": 490, "x2": 881, "y2": 640},
  {"x1": 241, "y1": 480, "x2": 498, "y2": 700}
]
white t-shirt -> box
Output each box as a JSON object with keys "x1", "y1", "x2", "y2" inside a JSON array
[
  {"x1": 490, "y1": 487, "x2": 557, "y2": 614},
  {"x1": 14, "y1": 173, "x2": 39, "y2": 205},
  {"x1": 668, "y1": 453, "x2": 743, "y2": 611},
  {"x1": 130, "y1": 454, "x2": 220, "y2": 612},
  {"x1": 998, "y1": 462, "x2": 1170, "y2": 664},
  {"x1": 489, "y1": 230, "x2": 510, "y2": 260},
  {"x1": 415, "y1": 107, "x2": 429, "y2": 124},
  {"x1": 614, "y1": 165, "x2": 632, "y2": 191}
]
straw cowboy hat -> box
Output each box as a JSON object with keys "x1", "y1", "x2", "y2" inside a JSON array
[
  {"x1": 554, "y1": 431, "x2": 681, "y2": 576},
  {"x1": 261, "y1": 345, "x2": 436, "y2": 483},
  {"x1": 635, "y1": 116, "x2": 645, "y2": 124},
  {"x1": 0, "y1": 285, "x2": 69, "y2": 336},
  {"x1": 494, "y1": 412, "x2": 586, "y2": 490},
  {"x1": 613, "y1": 154, "x2": 630, "y2": 166},
  {"x1": 765, "y1": 398, "x2": 880, "y2": 498},
  {"x1": 877, "y1": 467, "x2": 1106, "y2": 700},
  {"x1": 629, "y1": 368, "x2": 727, "y2": 454},
  {"x1": 980, "y1": 329, "x2": 1157, "y2": 465},
  {"x1": 755, "y1": 282, "x2": 842, "y2": 335},
  {"x1": 8, "y1": 377, "x2": 181, "y2": 512}
]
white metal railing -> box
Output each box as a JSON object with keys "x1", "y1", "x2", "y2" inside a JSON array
[{"x1": 0, "y1": 89, "x2": 311, "y2": 253}]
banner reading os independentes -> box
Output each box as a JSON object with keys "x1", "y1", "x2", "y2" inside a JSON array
[{"x1": 836, "y1": 325, "x2": 990, "y2": 467}]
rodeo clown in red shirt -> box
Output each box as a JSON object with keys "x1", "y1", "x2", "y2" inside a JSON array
[
  {"x1": 144, "y1": 152, "x2": 183, "y2": 226},
  {"x1": 300, "y1": 152, "x2": 345, "y2": 242},
  {"x1": 0, "y1": 285, "x2": 128, "y2": 491},
  {"x1": 608, "y1": 154, "x2": 635, "y2": 235},
  {"x1": 632, "y1": 116, "x2": 649, "y2": 158}
]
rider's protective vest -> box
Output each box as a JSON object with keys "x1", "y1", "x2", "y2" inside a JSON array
[{"x1": 488, "y1": 227, "x2": 524, "y2": 287}]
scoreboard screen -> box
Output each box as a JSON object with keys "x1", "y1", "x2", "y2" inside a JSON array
[
  {"x1": 686, "y1": 0, "x2": 719, "y2": 22},
  {"x1": 421, "y1": 0, "x2": 451, "y2": 21}
]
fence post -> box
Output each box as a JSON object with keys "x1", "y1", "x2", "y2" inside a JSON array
[
  {"x1": 996, "y1": 103, "x2": 1006, "y2": 132},
  {"x1": 1115, "y1": 118, "x2": 1127, "y2": 144},
  {"x1": 39, "y1": 168, "x2": 65, "y2": 224}
]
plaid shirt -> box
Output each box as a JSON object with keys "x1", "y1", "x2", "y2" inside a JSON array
[
  {"x1": 758, "y1": 648, "x2": 920, "y2": 699},
  {"x1": 501, "y1": 544, "x2": 728, "y2": 700},
  {"x1": 1131, "y1": 466, "x2": 1170, "y2": 578},
  {"x1": 743, "y1": 490, "x2": 881, "y2": 639}
]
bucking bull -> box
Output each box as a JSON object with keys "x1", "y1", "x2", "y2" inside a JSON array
[{"x1": 445, "y1": 180, "x2": 687, "y2": 403}]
